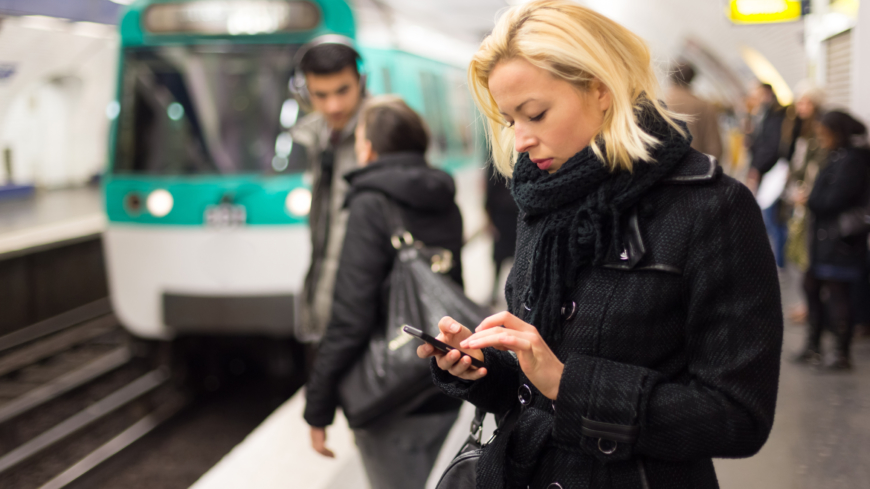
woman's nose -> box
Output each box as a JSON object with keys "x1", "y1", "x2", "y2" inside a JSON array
[{"x1": 514, "y1": 125, "x2": 536, "y2": 153}]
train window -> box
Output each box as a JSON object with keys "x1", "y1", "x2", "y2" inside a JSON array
[
  {"x1": 381, "y1": 67, "x2": 392, "y2": 93},
  {"x1": 419, "y1": 72, "x2": 448, "y2": 153},
  {"x1": 114, "y1": 44, "x2": 307, "y2": 175},
  {"x1": 144, "y1": 1, "x2": 321, "y2": 35}
]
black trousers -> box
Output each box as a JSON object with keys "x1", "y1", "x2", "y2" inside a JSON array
[{"x1": 803, "y1": 271, "x2": 854, "y2": 356}]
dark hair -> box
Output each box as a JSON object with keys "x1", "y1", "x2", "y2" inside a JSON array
[
  {"x1": 760, "y1": 83, "x2": 781, "y2": 108},
  {"x1": 299, "y1": 43, "x2": 360, "y2": 77},
  {"x1": 360, "y1": 96, "x2": 429, "y2": 155},
  {"x1": 820, "y1": 110, "x2": 867, "y2": 148},
  {"x1": 670, "y1": 62, "x2": 695, "y2": 86}
]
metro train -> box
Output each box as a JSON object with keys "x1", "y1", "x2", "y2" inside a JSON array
[{"x1": 103, "y1": 0, "x2": 483, "y2": 347}]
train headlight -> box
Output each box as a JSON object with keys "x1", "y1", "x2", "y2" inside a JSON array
[
  {"x1": 146, "y1": 189, "x2": 174, "y2": 217},
  {"x1": 286, "y1": 188, "x2": 311, "y2": 217}
]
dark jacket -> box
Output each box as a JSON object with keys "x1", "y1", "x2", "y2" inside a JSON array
[
  {"x1": 808, "y1": 147, "x2": 870, "y2": 270},
  {"x1": 304, "y1": 152, "x2": 464, "y2": 429},
  {"x1": 750, "y1": 105, "x2": 786, "y2": 175},
  {"x1": 433, "y1": 150, "x2": 783, "y2": 488}
]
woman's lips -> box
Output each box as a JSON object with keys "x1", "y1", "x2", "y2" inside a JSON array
[{"x1": 532, "y1": 158, "x2": 554, "y2": 171}]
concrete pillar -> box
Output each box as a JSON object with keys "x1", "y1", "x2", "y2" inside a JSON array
[{"x1": 852, "y1": 2, "x2": 870, "y2": 123}]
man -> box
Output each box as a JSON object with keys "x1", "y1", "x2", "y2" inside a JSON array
[
  {"x1": 664, "y1": 61, "x2": 723, "y2": 161},
  {"x1": 290, "y1": 40, "x2": 365, "y2": 342},
  {"x1": 745, "y1": 83, "x2": 788, "y2": 268}
]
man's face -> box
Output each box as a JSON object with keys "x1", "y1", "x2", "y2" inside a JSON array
[{"x1": 305, "y1": 66, "x2": 362, "y2": 131}]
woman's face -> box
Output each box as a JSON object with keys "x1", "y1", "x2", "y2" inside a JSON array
[
  {"x1": 795, "y1": 95, "x2": 816, "y2": 120},
  {"x1": 488, "y1": 58, "x2": 611, "y2": 173},
  {"x1": 354, "y1": 122, "x2": 375, "y2": 166}
]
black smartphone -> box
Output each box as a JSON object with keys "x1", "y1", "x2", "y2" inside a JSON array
[{"x1": 403, "y1": 325, "x2": 485, "y2": 369}]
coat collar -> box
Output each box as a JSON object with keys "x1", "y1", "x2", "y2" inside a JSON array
[{"x1": 604, "y1": 152, "x2": 719, "y2": 271}]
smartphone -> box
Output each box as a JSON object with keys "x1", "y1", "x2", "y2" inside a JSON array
[{"x1": 403, "y1": 325, "x2": 485, "y2": 369}]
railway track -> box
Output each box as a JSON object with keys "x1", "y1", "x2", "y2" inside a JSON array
[{"x1": 0, "y1": 298, "x2": 186, "y2": 489}]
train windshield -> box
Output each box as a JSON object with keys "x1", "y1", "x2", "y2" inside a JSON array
[{"x1": 113, "y1": 44, "x2": 307, "y2": 175}]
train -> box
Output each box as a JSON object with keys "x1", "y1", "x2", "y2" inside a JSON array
[{"x1": 103, "y1": 0, "x2": 484, "y2": 349}]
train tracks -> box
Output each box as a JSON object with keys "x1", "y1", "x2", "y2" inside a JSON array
[{"x1": 0, "y1": 299, "x2": 185, "y2": 489}]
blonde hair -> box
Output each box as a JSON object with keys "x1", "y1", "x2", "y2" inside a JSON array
[{"x1": 469, "y1": 0, "x2": 685, "y2": 176}]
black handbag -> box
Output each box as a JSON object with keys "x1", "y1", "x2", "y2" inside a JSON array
[
  {"x1": 337, "y1": 194, "x2": 490, "y2": 428},
  {"x1": 436, "y1": 407, "x2": 518, "y2": 489}
]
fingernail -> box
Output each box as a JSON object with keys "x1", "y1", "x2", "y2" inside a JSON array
[
  {"x1": 450, "y1": 322, "x2": 459, "y2": 333},
  {"x1": 460, "y1": 340, "x2": 468, "y2": 348}
]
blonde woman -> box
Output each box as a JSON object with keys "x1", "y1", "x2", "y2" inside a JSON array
[{"x1": 418, "y1": 1, "x2": 782, "y2": 487}]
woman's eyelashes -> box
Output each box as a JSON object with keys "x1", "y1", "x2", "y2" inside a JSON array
[{"x1": 530, "y1": 110, "x2": 547, "y2": 122}]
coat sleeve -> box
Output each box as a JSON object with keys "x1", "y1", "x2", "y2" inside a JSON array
[
  {"x1": 551, "y1": 180, "x2": 783, "y2": 463},
  {"x1": 808, "y1": 156, "x2": 868, "y2": 217},
  {"x1": 303, "y1": 192, "x2": 394, "y2": 428},
  {"x1": 750, "y1": 113, "x2": 784, "y2": 175},
  {"x1": 429, "y1": 262, "x2": 521, "y2": 414}
]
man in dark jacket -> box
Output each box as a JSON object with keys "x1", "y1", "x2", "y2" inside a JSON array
[
  {"x1": 290, "y1": 38, "x2": 366, "y2": 342},
  {"x1": 746, "y1": 83, "x2": 788, "y2": 267}
]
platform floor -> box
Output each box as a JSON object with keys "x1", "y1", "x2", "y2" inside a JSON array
[
  {"x1": 190, "y1": 253, "x2": 870, "y2": 489},
  {"x1": 0, "y1": 186, "x2": 105, "y2": 256}
]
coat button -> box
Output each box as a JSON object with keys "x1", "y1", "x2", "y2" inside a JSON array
[
  {"x1": 518, "y1": 384, "x2": 533, "y2": 406},
  {"x1": 561, "y1": 301, "x2": 577, "y2": 321},
  {"x1": 598, "y1": 438, "x2": 617, "y2": 454},
  {"x1": 547, "y1": 484, "x2": 563, "y2": 489}
]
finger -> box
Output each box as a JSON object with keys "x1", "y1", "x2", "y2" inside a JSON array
[
  {"x1": 317, "y1": 446, "x2": 336, "y2": 458},
  {"x1": 465, "y1": 332, "x2": 534, "y2": 352},
  {"x1": 435, "y1": 349, "x2": 462, "y2": 371},
  {"x1": 462, "y1": 366, "x2": 488, "y2": 381},
  {"x1": 416, "y1": 343, "x2": 437, "y2": 359},
  {"x1": 447, "y1": 353, "x2": 476, "y2": 377},
  {"x1": 476, "y1": 311, "x2": 537, "y2": 334},
  {"x1": 461, "y1": 327, "x2": 535, "y2": 349},
  {"x1": 438, "y1": 316, "x2": 462, "y2": 341}
]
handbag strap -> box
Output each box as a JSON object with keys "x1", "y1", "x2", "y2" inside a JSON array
[
  {"x1": 470, "y1": 407, "x2": 486, "y2": 444},
  {"x1": 375, "y1": 192, "x2": 416, "y2": 250}
]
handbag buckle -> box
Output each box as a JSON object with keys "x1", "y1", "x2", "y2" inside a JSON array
[{"x1": 391, "y1": 231, "x2": 414, "y2": 250}]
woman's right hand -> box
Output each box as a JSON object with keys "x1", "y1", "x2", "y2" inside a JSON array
[{"x1": 417, "y1": 316, "x2": 487, "y2": 381}]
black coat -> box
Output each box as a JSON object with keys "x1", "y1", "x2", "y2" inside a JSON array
[
  {"x1": 304, "y1": 152, "x2": 464, "y2": 429},
  {"x1": 750, "y1": 105, "x2": 785, "y2": 175},
  {"x1": 433, "y1": 150, "x2": 783, "y2": 488},
  {"x1": 807, "y1": 147, "x2": 870, "y2": 270}
]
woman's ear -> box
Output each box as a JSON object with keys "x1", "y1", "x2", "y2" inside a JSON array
[{"x1": 592, "y1": 79, "x2": 612, "y2": 113}]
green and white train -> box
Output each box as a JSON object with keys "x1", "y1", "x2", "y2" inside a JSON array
[{"x1": 105, "y1": 0, "x2": 483, "y2": 340}]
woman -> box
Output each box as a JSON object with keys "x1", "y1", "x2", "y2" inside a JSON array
[
  {"x1": 794, "y1": 110, "x2": 870, "y2": 370},
  {"x1": 781, "y1": 86, "x2": 827, "y2": 321},
  {"x1": 304, "y1": 96, "x2": 463, "y2": 488},
  {"x1": 418, "y1": 2, "x2": 783, "y2": 488}
]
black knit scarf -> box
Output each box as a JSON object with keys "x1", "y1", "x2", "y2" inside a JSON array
[{"x1": 511, "y1": 105, "x2": 691, "y2": 345}]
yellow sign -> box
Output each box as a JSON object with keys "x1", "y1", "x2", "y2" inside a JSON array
[{"x1": 728, "y1": 0, "x2": 803, "y2": 24}]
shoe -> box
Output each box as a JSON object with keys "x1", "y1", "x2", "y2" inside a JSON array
[
  {"x1": 792, "y1": 349, "x2": 822, "y2": 365},
  {"x1": 824, "y1": 356, "x2": 852, "y2": 371}
]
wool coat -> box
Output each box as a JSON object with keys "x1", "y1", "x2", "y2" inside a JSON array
[
  {"x1": 433, "y1": 149, "x2": 783, "y2": 489},
  {"x1": 807, "y1": 146, "x2": 870, "y2": 271}
]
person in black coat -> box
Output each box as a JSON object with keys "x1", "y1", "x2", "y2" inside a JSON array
[
  {"x1": 418, "y1": 2, "x2": 782, "y2": 488},
  {"x1": 304, "y1": 96, "x2": 463, "y2": 488},
  {"x1": 794, "y1": 110, "x2": 870, "y2": 370}
]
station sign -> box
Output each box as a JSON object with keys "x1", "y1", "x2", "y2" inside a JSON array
[{"x1": 727, "y1": 0, "x2": 804, "y2": 24}]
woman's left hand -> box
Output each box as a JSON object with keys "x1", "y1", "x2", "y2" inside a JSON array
[{"x1": 460, "y1": 312, "x2": 564, "y2": 400}]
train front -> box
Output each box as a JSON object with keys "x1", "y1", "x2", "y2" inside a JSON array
[{"x1": 103, "y1": 0, "x2": 354, "y2": 340}]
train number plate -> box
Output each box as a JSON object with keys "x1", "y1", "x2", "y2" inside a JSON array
[{"x1": 205, "y1": 204, "x2": 247, "y2": 227}]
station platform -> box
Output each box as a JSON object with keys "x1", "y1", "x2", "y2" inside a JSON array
[
  {"x1": 189, "y1": 262, "x2": 870, "y2": 488},
  {"x1": 0, "y1": 186, "x2": 105, "y2": 259}
]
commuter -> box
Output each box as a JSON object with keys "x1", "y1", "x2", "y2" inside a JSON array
[
  {"x1": 664, "y1": 61, "x2": 723, "y2": 161},
  {"x1": 485, "y1": 162, "x2": 519, "y2": 306},
  {"x1": 780, "y1": 86, "x2": 827, "y2": 323},
  {"x1": 290, "y1": 38, "x2": 366, "y2": 342},
  {"x1": 304, "y1": 96, "x2": 463, "y2": 489},
  {"x1": 746, "y1": 83, "x2": 788, "y2": 268},
  {"x1": 794, "y1": 110, "x2": 870, "y2": 370},
  {"x1": 418, "y1": 2, "x2": 782, "y2": 488}
]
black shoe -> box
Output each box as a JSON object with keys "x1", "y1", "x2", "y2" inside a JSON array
[
  {"x1": 825, "y1": 356, "x2": 853, "y2": 371},
  {"x1": 792, "y1": 349, "x2": 822, "y2": 365}
]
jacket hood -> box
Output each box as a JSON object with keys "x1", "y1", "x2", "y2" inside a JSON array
[{"x1": 344, "y1": 152, "x2": 456, "y2": 211}]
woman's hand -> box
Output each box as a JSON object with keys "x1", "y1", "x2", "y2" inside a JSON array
[
  {"x1": 310, "y1": 427, "x2": 335, "y2": 458},
  {"x1": 417, "y1": 316, "x2": 488, "y2": 381},
  {"x1": 460, "y1": 312, "x2": 564, "y2": 400}
]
